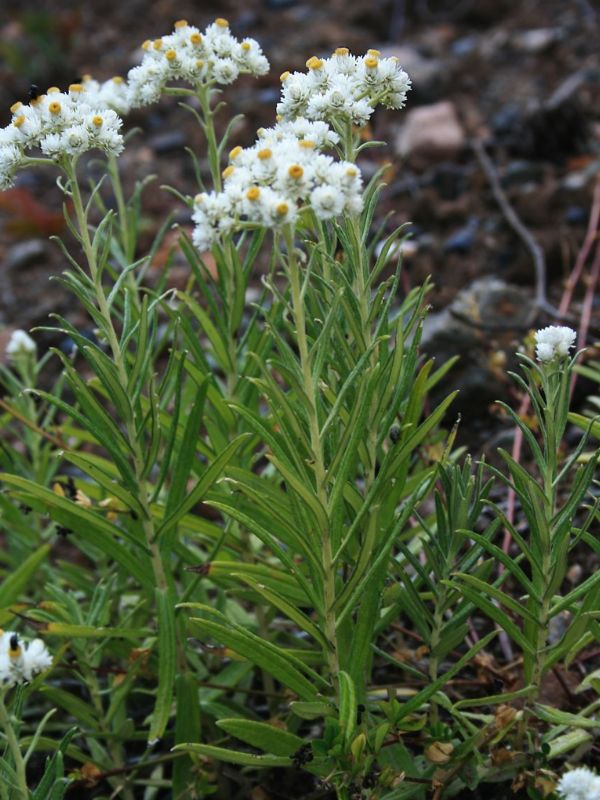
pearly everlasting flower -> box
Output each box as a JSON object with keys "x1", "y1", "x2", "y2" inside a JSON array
[
  {"x1": 556, "y1": 767, "x2": 600, "y2": 800},
  {"x1": 0, "y1": 82, "x2": 125, "y2": 188},
  {"x1": 0, "y1": 631, "x2": 52, "y2": 687},
  {"x1": 125, "y1": 19, "x2": 269, "y2": 109},
  {"x1": 5, "y1": 329, "x2": 36, "y2": 359},
  {"x1": 192, "y1": 120, "x2": 363, "y2": 251},
  {"x1": 534, "y1": 326, "x2": 577, "y2": 362},
  {"x1": 277, "y1": 47, "x2": 411, "y2": 127}
]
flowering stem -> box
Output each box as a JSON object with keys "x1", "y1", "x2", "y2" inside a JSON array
[
  {"x1": 107, "y1": 152, "x2": 133, "y2": 264},
  {"x1": 0, "y1": 692, "x2": 29, "y2": 800},
  {"x1": 64, "y1": 159, "x2": 168, "y2": 595},
  {"x1": 284, "y1": 226, "x2": 339, "y2": 687},
  {"x1": 196, "y1": 83, "x2": 222, "y2": 191}
]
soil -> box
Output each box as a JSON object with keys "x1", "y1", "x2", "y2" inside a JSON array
[{"x1": 0, "y1": 1, "x2": 599, "y2": 798}]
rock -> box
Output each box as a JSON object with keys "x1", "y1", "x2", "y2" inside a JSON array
[
  {"x1": 4, "y1": 240, "x2": 46, "y2": 271},
  {"x1": 565, "y1": 205, "x2": 587, "y2": 225},
  {"x1": 443, "y1": 218, "x2": 478, "y2": 254},
  {"x1": 513, "y1": 28, "x2": 563, "y2": 54},
  {"x1": 149, "y1": 131, "x2": 186, "y2": 154},
  {"x1": 501, "y1": 160, "x2": 545, "y2": 187},
  {"x1": 395, "y1": 102, "x2": 466, "y2": 165},
  {"x1": 451, "y1": 35, "x2": 479, "y2": 58},
  {"x1": 421, "y1": 278, "x2": 533, "y2": 417}
]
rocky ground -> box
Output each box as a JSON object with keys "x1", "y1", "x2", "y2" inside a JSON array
[
  {"x1": 1, "y1": 3, "x2": 600, "y2": 798},
  {"x1": 1, "y1": 0, "x2": 599, "y2": 448},
  {"x1": 0, "y1": 1, "x2": 599, "y2": 400}
]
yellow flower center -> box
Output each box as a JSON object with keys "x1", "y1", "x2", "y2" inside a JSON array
[
  {"x1": 276, "y1": 202, "x2": 289, "y2": 216},
  {"x1": 334, "y1": 47, "x2": 349, "y2": 56},
  {"x1": 215, "y1": 18, "x2": 229, "y2": 28},
  {"x1": 190, "y1": 32, "x2": 202, "y2": 45},
  {"x1": 246, "y1": 187, "x2": 261, "y2": 201},
  {"x1": 367, "y1": 49, "x2": 381, "y2": 57},
  {"x1": 288, "y1": 164, "x2": 304, "y2": 180},
  {"x1": 141, "y1": 39, "x2": 152, "y2": 51},
  {"x1": 280, "y1": 71, "x2": 290, "y2": 82},
  {"x1": 175, "y1": 19, "x2": 188, "y2": 28},
  {"x1": 9, "y1": 636, "x2": 21, "y2": 658},
  {"x1": 306, "y1": 56, "x2": 323, "y2": 70},
  {"x1": 92, "y1": 115, "x2": 104, "y2": 127},
  {"x1": 10, "y1": 101, "x2": 22, "y2": 114},
  {"x1": 257, "y1": 148, "x2": 272, "y2": 160},
  {"x1": 346, "y1": 166, "x2": 357, "y2": 177},
  {"x1": 222, "y1": 165, "x2": 235, "y2": 178},
  {"x1": 112, "y1": 76, "x2": 124, "y2": 84},
  {"x1": 47, "y1": 86, "x2": 60, "y2": 94},
  {"x1": 69, "y1": 83, "x2": 84, "y2": 93},
  {"x1": 364, "y1": 56, "x2": 379, "y2": 69},
  {"x1": 229, "y1": 145, "x2": 242, "y2": 160},
  {"x1": 299, "y1": 140, "x2": 315, "y2": 149},
  {"x1": 13, "y1": 115, "x2": 25, "y2": 128},
  {"x1": 153, "y1": 38, "x2": 163, "y2": 51},
  {"x1": 241, "y1": 41, "x2": 251, "y2": 51},
  {"x1": 165, "y1": 49, "x2": 177, "y2": 61},
  {"x1": 48, "y1": 101, "x2": 62, "y2": 114},
  {"x1": 195, "y1": 59, "x2": 205, "y2": 69}
]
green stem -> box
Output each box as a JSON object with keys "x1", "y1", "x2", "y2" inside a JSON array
[
  {"x1": 284, "y1": 226, "x2": 339, "y2": 685},
  {"x1": 79, "y1": 662, "x2": 135, "y2": 800},
  {"x1": 0, "y1": 693, "x2": 29, "y2": 800},
  {"x1": 197, "y1": 84, "x2": 222, "y2": 191},
  {"x1": 65, "y1": 159, "x2": 168, "y2": 594}
]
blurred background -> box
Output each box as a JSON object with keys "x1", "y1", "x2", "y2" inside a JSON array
[{"x1": 0, "y1": 0, "x2": 598, "y2": 446}]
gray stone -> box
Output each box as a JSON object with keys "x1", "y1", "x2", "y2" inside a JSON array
[
  {"x1": 421, "y1": 278, "x2": 534, "y2": 416},
  {"x1": 4, "y1": 240, "x2": 46, "y2": 271},
  {"x1": 395, "y1": 102, "x2": 466, "y2": 164}
]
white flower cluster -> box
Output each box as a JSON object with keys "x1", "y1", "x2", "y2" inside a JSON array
[
  {"x1": 0, "y1": 85, "x2": 124, "y2": 189},
  {"x1": 192, "y1": 120, "x2": 363, "y2": 250},
  {"x1": 277, "y1": 48, "x2": 411, "y2": 127},
  {"x1": 0, "y1": 631, "x2": 52, "y2": 687},
  {"x1": 535, "y1": 325, "x2": 577, "y2": 362},
  {"x1": 556, "y1": 767, "x2": 600, "y2": 800},
  {"x1": 5, "y1": 329, "x2": 37, "y2": 360},
  {"x1": 126, "y1": 18, "x2": 269, "y2": 108}
]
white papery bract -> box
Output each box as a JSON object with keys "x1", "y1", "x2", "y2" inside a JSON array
[
  {"x1": 0, "y1": 631, "x2": 52, "y2": 687},
  {"x1": 126, "y1": 19, "x2": 269, "y2": 109},
  {"x1": 192, "y1": 121, "x2": 363, "y2": 250},
  {"x1": 277, "y1": 48, "x2": 411, "y2": 127},
  {"x1": 0, "y1": 84, "x2": 125, "y2": 188},
  {"x1": 556, "y1": 767, "x2": 600, "y2": 800},
  {"x1": 534, "y1": 326, "x2": 577, "y2": 362},
  {"x1": 5, "y1": 330, "x2": 37, "y2": 359}
]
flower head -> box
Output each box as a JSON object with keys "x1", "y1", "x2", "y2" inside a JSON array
[
  {"x1": 5, "y1": 329, "x2": 36, "y2": 359},
  {"x1": 556, "y1": 767, "x2": 600, "y2": 800},
  {"x1": 192, "y1": 120, "x2": 363, "y2": 251},
  {"x1": 0, "y1": 631, "x2": 52, "y2": 687},
  {"x1": 277, "y1": 48, "x2": 411, "y2": 127},
  {"x1": 0, "y1": 83, "x2": 125, "y2": 187},
  {"x1": 534, "y1": 326, "x2": 577, "y2": 362},
  {"x1": 126, "y1": 19, "x2": 269, "y2": 108}
]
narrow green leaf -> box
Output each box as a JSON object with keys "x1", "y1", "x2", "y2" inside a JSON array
[
  {"x1": 187, "y1": 615, "x2": 323, "y2": 700},
  {"x1": 157, "y1": 433, "x2": 251, "y2": 543},
  {"x1": 338, "y1": 671, "x2": 357, "y2": 748},
  {"x1": 0, "y1": 544, "x2": 50, "y2": 606},
  {"x1": 172, "y1": 743, "x2": 290, "y2": 767},
  {"x1": 149, "y1": 589, "x2": 177, "y2": 744},
  {"x1": 216, "y1": 719, "x2": 304, "y2": 757}
]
